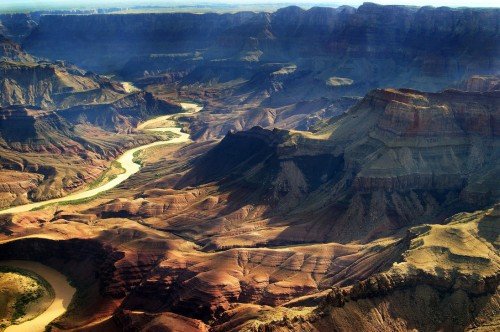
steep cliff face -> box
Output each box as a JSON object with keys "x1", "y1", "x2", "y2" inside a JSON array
[
  {"x1": 345, "y1": 89, "x2": 498, "y2": 203},
  {"x1": 0, "y1": 60, "x2": 124, "y2": 109},
  {"x1": 0, "y1": 13, "x2": 37, "y2": 42},
  {"x1": 180, "y1": 88, "x2": 499, "y2": 243},
  {"x1": 0, "y1": 90, "x2": 497, "y2": 331},
  {"x1": 24, "y1": 11, "x2": 262, "y2": 72},
  {"x1": 10, "y1": 4, "x2": 497, "y2": 142},
  {"x1": 0, "y1": 58, "x2": 182, "y2": 130},
  {"x1": 59, "y1": 91, "x2": 180, "y2": 132},
  {"x1": 460, "y1": 75, "x2": 500, "y2": 92},
  {"x1": 0, "y1": 4, "x2": 497, "y2": 331},
  {"x1": 21, "y1": 4, "x2": 499, "y2": 94},
  {"x1": 0, "y1": 52, "x2": 181, "y2": 207}
]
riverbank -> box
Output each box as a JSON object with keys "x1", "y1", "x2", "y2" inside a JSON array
[
  {"x1": 2, "y1": 261, "x2": 75, "y2": 332},
  {"x1": 0, "y1": 102, "x2": 202, "y2": 215}
]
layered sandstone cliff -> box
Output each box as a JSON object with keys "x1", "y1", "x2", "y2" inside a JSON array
[{"x1": 179, "y1": 88, "x2": 498, "y2": 244}]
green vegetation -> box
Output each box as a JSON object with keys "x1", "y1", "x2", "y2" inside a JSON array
[
  {"x1": 54, "y1": 195, "x2": 103, "y2": 207},
  {"x1": 0, "y1": 266, "x2": 55, "y2": 324},
  {"x1": 12, "y1": 289, "x2": 43, "y2": 321},
  {"x1": 133, "y1": 150, "x2": 144, "y2": 166},
  {"x1": 29, "y1": 205, "x2": 45, "y2": 211},
  {"x1": 0, "y1": 267, "x2": 40, "y2": 285},
  {"x1": 30, "y1": 194, "x2": 104, "y2": 212},
  {"x1": 88, "y1": 161, "x2": 125, "y2": 189},
  {"x1": 28, "y1": 159, "x2": 127, "y2": 212},
  {"x1": 0, "y1": 267, "x2": 54, "y2": 296}
]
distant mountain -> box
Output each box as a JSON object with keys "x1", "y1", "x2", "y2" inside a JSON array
[
  {"x1": 19, "y1": 3, "x2": 499, "y2": 94},
  {"x1": 9, "y1": 3, "x2": 497, "y2": 139}
]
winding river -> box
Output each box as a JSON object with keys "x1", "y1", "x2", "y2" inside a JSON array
[
  {"x1": 0, "y1": 102, "x2": 202, "y2": 215},
  {"x1": 0, "y1": 102, "x2": 202, "y2": 331},
  {"x1": 2, "y1": 260, "x2": 76, "y2": 332}
]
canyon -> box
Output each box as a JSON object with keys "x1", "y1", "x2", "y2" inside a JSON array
[{"x1": 0, "y1": 2, "x2": 498, "y2": 332}]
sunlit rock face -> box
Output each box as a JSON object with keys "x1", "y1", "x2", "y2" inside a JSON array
[
  {"x1": 178, "y1": 88, "x2": 498, "y2": 244},
  {"x1": 0, "y1": 3, "x2": 498, "y2": 332}
]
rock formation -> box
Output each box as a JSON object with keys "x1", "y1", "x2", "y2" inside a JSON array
[
  {"x1": 0, "y1": 43, "x2": 181, "y2": 208},
  {"x1": 254, "y1": 206, "x2": 499, "y2": 332},
  {"x1": 178, "y1": 88, "x2": 498, "y2": 244},
  {"x1": 0, "y1": 3, "x2": 497, "y2": 332}
]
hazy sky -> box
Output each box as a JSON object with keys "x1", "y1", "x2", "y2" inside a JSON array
[{"x1": 0, "y1": 0, "x2": 498, "y2": 12}]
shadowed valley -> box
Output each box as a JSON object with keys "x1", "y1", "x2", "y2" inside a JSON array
[{"x1": 0, "y1": 2, "x2": 498, "y2": 332}]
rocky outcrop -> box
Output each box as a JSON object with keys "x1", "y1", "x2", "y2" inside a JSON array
[
  {"x1": 246, "y1": 207, "x2": 500, "y2": 332},
  {"x1": 0, "y1": 55, "x2": 181, "y2": 124},
  {"x1": 179, "y1": 127, "x2": 286, "y2": 186},
  {"x1": 361, "y1": 88, "x2": 498, "y2": 137},
  {"x1": 349, "y1": 89, "x2": 499, "y2": 194},
  {"x1": 0, "y1": 170, "x2": 42, "y2": 208},
  {"x1": 0, "y1": 47, "x2": 184, "y2": 208},
  {"x1": 0, "y1": 105, "x2": 83, "y2": 152},
  {"x1": 60, "y1": 91, "x2": 180, "y2": 132},
  {"x1": 259, "y1": 284, "x2": 499, "y2": 332},
  {"x1": 460, "y1": 75, "x2": 500, "y2": 92},
  {"x1": 0, "y1": 5, "x2": 497, "y2": 331},
  {"x1": 0, "y1": 58, "x2": 181, "y2": 133},
  {"x1": 21, "y1": 4, "x2": 499, "y2": 95},
  {"x1": 0, "y1": 34, "x2": 34, "y2": 62},
  {"x1": 178, "y1": 88, "x2": 498, "y2": 243},
  {"x1": 94, "y1": 189, "x2": 204, "y2": 219},
  {"x1": 6, "y1": 4, "x2": 495, "y2": 142},
  {"x1": 0, "y1": 13, "x2": 37, "y2": 42},
  {"x1": 117, "y1": 240, "x2": 396, "y2": 322},
  {"x1": 0, "y1": 59, "x2": 124, "y2": 109}
]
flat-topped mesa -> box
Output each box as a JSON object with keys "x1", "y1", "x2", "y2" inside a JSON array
[
  {"x1": 0, "y1": 60, "x2": 127, "y2": 109},
  {"x1": 60, "y1": 91, "x2": 181, "y2": 132},
  {"x1": 358, "y1": 88, "x2": 499, "y2": 138},
  {"x1": 0, "y1": 55, "x2": 182, "y2": 133},
  {"x1": 345, "y1": 88, "x2": 498, "y2": 195},
  {"x1": 20, "y1": 4, "x2": 499, "y2": 95},
  {"x1": 360, "y1": 88, "x2": 431, "y2": 109},
  {"x1": 226, "y1": 126, "x2": 289, "y2": 144},
  {"x1": 170, "y1": 87, "x2": 498, "y2": 244},
  {"x1": 186, "y1": 89, "x2": 498, "y2": 195},
  {"x1": 460, "y1": 75, "x2": 500, "y2": 92}
]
